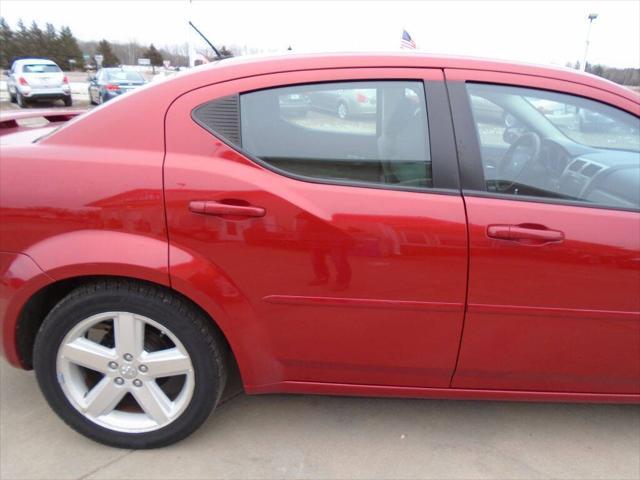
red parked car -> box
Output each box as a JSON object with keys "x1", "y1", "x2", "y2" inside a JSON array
[{"x1": 1, "y1": 53, "x2": 639, "y2": 449}]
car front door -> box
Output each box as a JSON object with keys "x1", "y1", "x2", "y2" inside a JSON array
[
  {"x1": 447, "y1": 70, "x2": 640, "y2": 394},
  {"x1": 164, "y1": 68, "x2": 468, "y2": 389}
]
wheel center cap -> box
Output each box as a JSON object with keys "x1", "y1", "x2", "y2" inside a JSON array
[{"x1": 120, "y1": 365, "x2": 137, "y2": 379}]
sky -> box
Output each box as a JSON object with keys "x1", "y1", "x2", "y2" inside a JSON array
[{"x1": 1, "y1": 0, "x2": 639, "y2": 68}]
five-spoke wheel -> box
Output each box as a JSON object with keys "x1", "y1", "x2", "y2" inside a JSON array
[
  {"x1": 57, "y1": 311, "x2": 195, "y2": 433},
  {"x1": 34, "y1": 280, "x2": 227, "y2": 449}
]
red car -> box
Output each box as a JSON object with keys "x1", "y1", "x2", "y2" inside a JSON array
[{"x1": 1, "y1": 54, "x2": 639, "y2": 449}]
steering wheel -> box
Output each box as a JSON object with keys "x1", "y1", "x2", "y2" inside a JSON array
[{"x1": 498, "y1": 131, "x2": 542, "y2": 191}]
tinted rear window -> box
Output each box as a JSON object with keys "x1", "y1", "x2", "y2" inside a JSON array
[{"x1": 239, "y1": 81, "x2": 432, "y2": 189}]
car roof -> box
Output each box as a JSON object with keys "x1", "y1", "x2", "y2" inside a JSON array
[{"x1": 183, "y1": 52, "x2": 637, "y2": 102}]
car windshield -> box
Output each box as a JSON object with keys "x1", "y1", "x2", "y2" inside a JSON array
[
  {"x1": 106, "y1": 71, "x2": 145, "y2": 82},
  {"x1": 524, "y1": 95, "x2": 640, "y2": 152},
  {"x1": 22, "y1": 64, "x2": 61, "y2": 73}
]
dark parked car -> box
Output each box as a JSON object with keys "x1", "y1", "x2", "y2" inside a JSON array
[
  {"x1": 278, "y1": 91, "x2": 311, "y2": 117},
  {"x1": 0, "y1": 53, "x2": 638, "y2": 449},
  {"x1": 88, "y1": 68, "x2": 147, "y2": 104}
]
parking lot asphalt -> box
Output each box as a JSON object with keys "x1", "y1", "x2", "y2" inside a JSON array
[{"x1": 1, "y1": 359, "x2": 639, "y2": 480}]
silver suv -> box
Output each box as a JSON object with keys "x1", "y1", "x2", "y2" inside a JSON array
[{"x1": 7, "y1": 58, "x2": 72, "y2": 108}]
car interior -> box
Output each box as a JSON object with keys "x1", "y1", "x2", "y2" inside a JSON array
[{"x1": 467, "y1": 83, "x2": 640, "y2": 210}]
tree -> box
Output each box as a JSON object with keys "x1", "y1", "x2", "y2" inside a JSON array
[
  {"x1": 143, "y1": 43, "x2": 163, "y2": 73},
  {"x1": 28, "y1": 21, "x2": 47, "y2": 57},
  {"x1": 219, "y1": 45, "x2": 233, "y2": 58},
  {"x1": 42, "y1": 23, "x2": 60, "y2": 62},
  {"x1": 0, "y1": 17, "x2": 15, "y2": 68},
  {"x1": 12, "y1": 19, "x2": 30, "y2": 59},
  {"x1": 96, "y1": 39, "x2": 119, "y2": 67},
  {"x1": 57, "y1": 26, "x2": 84, "y2": 70}
]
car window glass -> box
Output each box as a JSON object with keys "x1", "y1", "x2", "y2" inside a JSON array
[
  {"x1": 106, "y1": 71, "x2": 145, "y2": 82},
  {"x1": 525, "y1": 96, "x2": 640, "y2": 151},
  {"x1": 22, "y1": 64, "x2": 61, "y2": 73},
  {"x1": 469, "y1": 95, "x2": 510, "y2": 150},
  {"x1": 239, "y1": 81, "x2": 432, "y2": 188},
  {"x1": 467, "y1": 83, "x2": 640, "y2": 210}
]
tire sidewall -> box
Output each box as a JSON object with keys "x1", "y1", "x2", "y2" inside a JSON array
[{"x1": 34, "y1": 288, "x2": 223, "y2": 449}]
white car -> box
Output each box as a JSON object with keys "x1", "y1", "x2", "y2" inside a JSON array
[{"x1": 7, "y1": 58, "x2": 72, "y2": 108}]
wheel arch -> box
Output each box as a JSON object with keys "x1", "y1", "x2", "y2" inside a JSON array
[{"x1": 14, "y1": 275, "x2": 241, "y2": 382}]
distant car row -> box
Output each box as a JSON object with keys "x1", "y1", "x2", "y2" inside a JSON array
[
  {"x1": 278, "y1": 87, "x2": 616, "y2": 132},
  {"x1": 4, "y1": 58, "x2": 148, "y2": 108},
  {"x1": 279, "y1": 88, "x2": 377, "y2": 119},
  {"x1": 2, "y1": 58, "x2": 630, "y2": 133}
]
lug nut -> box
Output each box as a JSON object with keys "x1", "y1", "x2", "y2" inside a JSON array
[
  {"x1": 133, "y1": 379, "x2": 143, "y2": 387},
  {"x1": 108, "y1": 361, "x2": 118, "y2": 369},
  {"x1": 138, "y1": 364, "x2": 148, "y2": 373},
  {"x1": 123, "y1": 353, "x2": 133, "y2": 362},
  {"x1": 114, "y1": 377, "x2": 124, "y2": 385}
]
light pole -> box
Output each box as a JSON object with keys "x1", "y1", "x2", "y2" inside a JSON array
[{"x1": 581, "y1": 13, "x2": 598, "y2": 72}]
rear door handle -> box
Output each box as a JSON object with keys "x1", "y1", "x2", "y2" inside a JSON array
[
  {"x1": 189, "y1": 200, "x2": 266, "y2": 218},
  {"x1": 487, "y1": 224, "x2": 564, "y2": 244}
]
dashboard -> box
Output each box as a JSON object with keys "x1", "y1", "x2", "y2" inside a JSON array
[{"x1": 519, "y1": 138, "x2": 640, "y2": 209}]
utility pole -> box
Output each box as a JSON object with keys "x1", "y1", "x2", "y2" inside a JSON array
[
  {"x1": 581, "y1": 13, "x2": 598, "y2": 72},
  {"x1": 186, "y1": 0, "x2": 196, "y2": 67}
]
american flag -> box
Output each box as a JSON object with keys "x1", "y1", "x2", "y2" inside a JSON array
[{"x1": 401, "y1": 29, "x2": 417, "y2": 50}]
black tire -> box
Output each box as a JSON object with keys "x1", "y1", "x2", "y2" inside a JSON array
[
  {"x1": 63, "y1": 96, "x2": 73, "y2": 107},
  {"x1": 16, "y1": 92, "x2": 27, "y2": 108},
  {"x1": 89, "y1": 89, "x2": 97, "y2": 105},
  {"x1": 33, "y1": 279, "x2": 228, "y2": 449},
  {"x1": 9, "y1": 91, "x2": 17, "y2": 103}
]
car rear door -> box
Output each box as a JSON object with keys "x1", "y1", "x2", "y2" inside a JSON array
[
  {"x1": 446, "y1": 69, "x2": 640, "y2": 394},
  {"x1": 163, "y1": 68, "x2": 468, "y2": 389}
]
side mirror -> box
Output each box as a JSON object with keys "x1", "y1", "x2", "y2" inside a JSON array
[{"x1": 2, "y1": 70, "x2": 9, "y2": 76}]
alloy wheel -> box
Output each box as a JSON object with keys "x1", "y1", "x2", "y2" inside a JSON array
[{"x1": 56, "y1": 311, "x2": 195, "y2": 433}]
